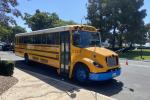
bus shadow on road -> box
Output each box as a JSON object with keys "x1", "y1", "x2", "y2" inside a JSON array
[
  {"x1": 15, "y1": 61, "x2": 124, "y2": 97},
  {"x1": 83, "y1": 79, "x2": 123, "y2": 96}
]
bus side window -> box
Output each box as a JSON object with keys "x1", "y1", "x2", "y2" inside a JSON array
[
  {"x1": 29, "y1": 36, "x2": 31, "y2": 44},
  {"x1": 32, "y1": 35, "x2": 34, "y2": 44},
  {"x1": 41, "y1": 34, "x2": 44, "y2": 44},
  {"x1": 40, "y1": 34, "x2": 43, "y2": 44},
  {"x1": 28, "y1": 36, "x2": 32, "y2": 44},
  {"x1": 19, "y1": 37, "x2": 21, "y2": 44},
  {"x1": 35, "y1": 35, "x2": 38, "y2": 44},
  {"x1": 32, "y1": 35, "x2": 35, "y2": 44},
  {"x1": 26, "y1": 36, "x2": 29, "y2": 44},
  {"x1": 55, "y1": 32, "x2": 59, "y2": 45},
  {"x1": 52, "y1": 33, "x2": 55, "y2": 44},
  {"x1": 34, "y1": 35, "x2": 37, "y2": 44},
  {"x1": 21, "y1": 37, "x2": 23, "y2": 43},
  {"x1": 46, "y1": 33, "x2": 59, "y2": 45},
  {"x1": 22, "y1": 36, "x2": 24, "y2": 43},
  {"x1": 51, "y1": 33, "x2": 55, "y2": 44},
  {"x1": 15, "y1": 37, "x2": 17, "y2": 44},
  {"x1": 42, "y1": 34, "x2": 47, "y2": 44},
  {"x1": 47, "y1": 34, "x2": 51, "y2": 44},
  {"x1": 23, "y1": 36, "x2": 26, "y2": 44},
  {"x1": 23, "y1": 36, "x2": 24, "y2": 43},
  {"x1": 18, "y1": 37, "x2": 20, "y2": 44},
  {"x1": 23, "y1": 36, "x2": 25, "y2": 43},
  {"x1": 37, "y1": 35, "x2": 40, "y2": 44},
  {"x1": 45, "y1": 34, "x2": 47, "y2": 44},
  {"x1": 52, "y1": 32, "x2": 59, "y2": 45},
  {"x1": 37, "y1": 35, "x2": 41, "y2": 44}
]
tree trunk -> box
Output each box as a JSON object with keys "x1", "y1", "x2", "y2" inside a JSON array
[
  {"x1": 119, "y1": 33, "x2": 123, "y2": 48},
  {"x1": 119, "y1": 39, "x2": 123, "y2": 48},
  {"x1": 112, "y1": 27, "x2": 116, "y2": 50}
]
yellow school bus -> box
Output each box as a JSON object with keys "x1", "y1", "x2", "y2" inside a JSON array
[{"x1": 15, "y1": 25, "x2": 121, "y2": 83}]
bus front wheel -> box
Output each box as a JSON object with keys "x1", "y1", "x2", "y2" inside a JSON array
[{"x1": 74, "y1": 64, "x2": 89, "y2": 84}]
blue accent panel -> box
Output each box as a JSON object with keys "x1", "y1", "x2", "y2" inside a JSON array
[{"x1": 89, "y1": 69, "x2": 121, "y2": 81}]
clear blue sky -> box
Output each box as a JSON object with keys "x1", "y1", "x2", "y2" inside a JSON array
[{"x1": 15, "y1": 0, "x2": 150, "y2": 32}]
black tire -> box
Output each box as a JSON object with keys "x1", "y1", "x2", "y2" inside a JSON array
[
  {"x1": 104, "y1": 79, "x2": 114, "y2": 83},
  {"x1": 74, "y1": 64, "x2": 89, "y2": 84},
  {"x1": 24, "y1": 54, "x2": 29, "y2": 64}
]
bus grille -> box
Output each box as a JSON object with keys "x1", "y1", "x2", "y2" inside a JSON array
[{"x1": 106, "y1": 56, "x2": 118, "y2": 67}]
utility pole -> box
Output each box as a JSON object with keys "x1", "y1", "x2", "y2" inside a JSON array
[
  {"x1": 81, "y1": 16, "x2": 86, "y2": 25},
  {"x1": 140, "y1": 44, "x2": 143, "y2": 59},
  {"x1": 140, "y1": 32, "x2": 143, "y2": 59}
]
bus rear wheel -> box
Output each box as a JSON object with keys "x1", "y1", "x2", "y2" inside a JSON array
[
  {"x1": 74, "y1": 64, "x2": 89, "y2": 84},
  {"x1": 24, "y1": 54, "x2": 29, "y2": 64}
]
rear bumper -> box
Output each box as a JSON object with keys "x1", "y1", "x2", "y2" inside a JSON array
[{"x1": 89, "y1": 68, "x2": 121, "y2": 81}]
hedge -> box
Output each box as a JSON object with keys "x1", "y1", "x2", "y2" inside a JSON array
[{"x1": 0, "y1": 61, "x2": 14, "y2": 76}]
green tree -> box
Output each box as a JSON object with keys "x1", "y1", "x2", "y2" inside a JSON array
[
  {"x1": 87, "y1": 0, "x2": 112, "y2": 42},
  {"x1": 0, "y1": 24, "x2": 11, "y2": 42},
  {"x1": 56, "y1": 20, "x2": 76, "y2": 26},
  {"x1": 87, "y1": 0, "x2": 147, "y2": 49},
  {"x1": 148, "y1": 25, "x2": 150, "y2": 40},
  {"x1": 145, "y1": 23, "x2": 150, "y2": 43},
  {"x1": 10, "y1": 26, "x2": 26, "y2": 43},
  {"x1": 0, "y1": 24, "x2": 26, "y2": 43},
  {"x1": 24, "y1": 9, "x2": 76, "y2": 31},
  {"x1": 0, "y1": 0, "x2": 24, "y2": 43},
  {"x1": 121, "y1": 0, "x2": 147, "y2": 45},
  {"x1": 0, "y1": 0, "x2": 21, "y2": 25}
]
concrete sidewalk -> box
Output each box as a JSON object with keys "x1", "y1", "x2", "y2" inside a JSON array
[{"x1": 0, "y1": 68, "x2": 114, "y2": 100}]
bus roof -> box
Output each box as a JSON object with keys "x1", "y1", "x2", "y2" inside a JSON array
[{"x1": 15, "y1": 25, "x2": 97, "y2": 37}]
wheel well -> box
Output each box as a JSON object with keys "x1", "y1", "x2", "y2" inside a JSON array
[
  {"x1": 24, "y1": 53, "x2": 28, "y2": 58},
  {"x1": 72, "y1": 62, "x2": 89, "y2": 78}
]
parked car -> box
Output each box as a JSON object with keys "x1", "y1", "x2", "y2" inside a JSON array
[
  {"x1": 2, "y1": 44, "x2": 14, "y2": 51},
  {"x1": 0, "y1": 42, "x2": 5, "y2": 51}
]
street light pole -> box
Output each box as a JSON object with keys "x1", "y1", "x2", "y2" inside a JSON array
[
  {"x1": 140, "y1": 31, "x2": 143, "y2": 59},
  {"x1": 81, "y1": 16, "x2": 86, "y2": 25},
  {"x1": 140, "y1": 45, "x2": 143, "y2": 59}
]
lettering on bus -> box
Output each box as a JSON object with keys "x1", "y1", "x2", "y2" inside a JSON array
[
  {"x1": 32, "y1": 56, "x2": 39, "y2": 61},
  {"x1": 40, "y1": 58, "x2": 48, "y2": 63}
]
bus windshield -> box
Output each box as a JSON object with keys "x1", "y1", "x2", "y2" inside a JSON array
[{"x1": 73, "y1": 31, "x2": 101, "y2": 48}]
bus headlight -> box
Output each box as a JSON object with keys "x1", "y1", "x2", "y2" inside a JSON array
[{"x1": 93, "y1": 62, "x2": 103, "y2": 68}]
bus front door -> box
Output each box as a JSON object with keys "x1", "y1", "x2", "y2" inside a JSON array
[{"x1": 60, "y1": 31, "x2": 70, "y2": 76}]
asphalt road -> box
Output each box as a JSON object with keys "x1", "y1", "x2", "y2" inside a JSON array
[{"x1": 0, "y1": 51, "x2": 150, "y2": 100}]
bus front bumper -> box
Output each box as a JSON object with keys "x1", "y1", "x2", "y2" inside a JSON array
[{"x1": 89, "y1": 68, "x2": 121, "y2": 81}]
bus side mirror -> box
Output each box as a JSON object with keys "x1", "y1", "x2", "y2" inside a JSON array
[{"x1": 96, "y1": 29, "x2": 101, "y2": 32}]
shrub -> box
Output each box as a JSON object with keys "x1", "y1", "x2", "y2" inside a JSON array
[{"x1": 0, "y1": 61, "x2": 14, "y2": 76}]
